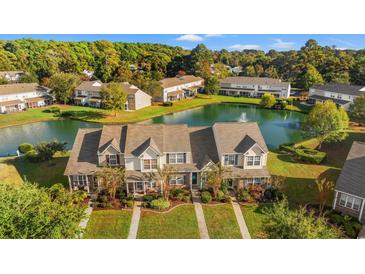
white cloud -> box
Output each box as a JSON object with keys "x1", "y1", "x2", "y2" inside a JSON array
[
  {"x1": 329, "y1": 38, "x2": 354, "y2": 47},
  {"x1": 228, "y1": 44, "x2": 261, "y2": 50},
  {"x1": 205, "y1": 34, "x2": 223, "y2": 37},
  {"x1": 176, "y1": 34, "x2": 204, "y2": 42},
  {"x1": 270, "y1": 39, "x2": 295, "y2": 49}
]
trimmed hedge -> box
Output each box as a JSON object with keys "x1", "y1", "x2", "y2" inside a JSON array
[
  {"x1": 150, "y1": 198, "x2": 170, "y2": 210},
  {"x1": 18, "y1": 143, "x2": 34, "y2": 154},
  {"x1": 295, "y1": 148, "x2": 326, "y2": 164},
  {"x1": 201, "y1": 191, "x2": 212, "y2": 203}
]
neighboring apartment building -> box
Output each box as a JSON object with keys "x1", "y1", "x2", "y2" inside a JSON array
[
  {"x1": 64, "y1": 122, "x2": 270, "y2": 194},
  {"x1": 333, "y1": 141, "x2": 365, "y2": 223},
  {"x1": 308, "y1": 84, "x2": 365, "y2": 110},
  {"x1": 219, "y1": 77, "x2": 291, "y2": 99},
  {"x1": 74, "y1": 80, "x2": 151, "y2": 110},
  {"x1": 0, "y1": 83, "x2": 52, "y2": 114},
  {"x1": 0, "y1": 71, "x2": 24, "y2": 82},
  {"x1": 160, "y1": 75, "x2": 204, "y2": 102}
]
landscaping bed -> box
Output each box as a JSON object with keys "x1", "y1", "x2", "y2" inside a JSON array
[
  {"x1": 137, "y1": 204, "x2": 200, "y2": 239},
  {"x1": 83, "y1": 209, "x2": 132, "y2": 239},
  {"x1": 203, "y1": 204, "x2": 242, "y2": 239}
]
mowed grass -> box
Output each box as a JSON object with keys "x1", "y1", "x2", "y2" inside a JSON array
[
  {"x1": 0, "y1": 152, "x2": 69, "y2": 187},
  {"x1": 137, "y1": 205, "x2": 200, "y2": 239},
  {"x1": 203, "y1": 204, "x2": 242, "y2": 239},
  {"x1": 240, "y1": 203, "x2": 272, "y2": 239},
  {"x1": 83, "y1": 210, "x2": 132, "y2": 239}
]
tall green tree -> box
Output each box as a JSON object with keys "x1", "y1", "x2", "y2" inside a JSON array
[
  {"x1": 204, "y1": 76, "x2": 220, "y2": 95},
  {"x1": 300, "y1": 64, "x2": 324, "y2": 90},
  {"x1": 349, "y1": 95, "x2": 365, "y2": 118},
  {"x1": 48, "y1": 72, "x2": 79, "y2": 104},
  {"x1": 100, "y1": 82, "x2": 128, "y2": 116},
  {"x1": 303, "y1": 100, "x2": 349, "y2": 148},
  {"x1": 260, "y1": 93, "x2": 277, "y2": 108},
  {"x1": 0, "y1": 183, "x2": 86, "y2": 239}
]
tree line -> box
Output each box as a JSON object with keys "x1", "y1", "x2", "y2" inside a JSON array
[{"x1": 0, "y1": 38, "x2": 364, "y2": 90}]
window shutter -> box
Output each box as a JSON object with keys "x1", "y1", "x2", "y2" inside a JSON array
[
  {"x1": 106, "y1": 155, "x2": 109, "y2": 164},
  {"x1": 117, "y1": 155, "x2": 120, "y2": 165},
  {"x1": 166, "y1": 153, "x2": 170, "y2": 164},
  {"x1": 183, "y1": 153, "x2": 187, "y2": 163},
  {"x1": 235, "y1": 154, "x2": 238, "y2": 165}
]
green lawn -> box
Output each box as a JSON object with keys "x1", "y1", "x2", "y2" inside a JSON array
[
  {"x1": 240, "y1": 203, "x2": 272, "y2": 239},
  {"x1": 137, "y1": 205, "x2": 200, "y2": 239},
  {"x1": 0, "y1": 153, "x2": 69, "y2": 188},
  {"x1": 203, "y1": 204, "x2": 241, "y2": 239},
  {"x1": 83, "y1": 210, "x2": 132, "y2": 239},
  {"x1": 1, "y1": 94, "x2": 307, "y2": 129}
]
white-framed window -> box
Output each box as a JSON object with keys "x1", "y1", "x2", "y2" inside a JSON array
[
  {"x1": 168, "y1": 153, "x2": 186, "y2": 164},
  {"x1": 143, "y1": 159, "x2": 158, "y2": 170},
  {"x1": 247, "y1": 156, "x2": 261, "y2": 166},
  {"x1": 107, "y1": 154, "x2": 118, "y2": 166},
  {"x1": 72, "y1": 175, "x2": 87, "y2": 187},
  {"x1": 224, "y1": 154, "x2": 238, "y2": 166},
  {"x1": 136, "y1": 182, "x2": 144, "y2": 191},
  {"x1": 339, "y1": 193, "x2": 362, "y2": 211},
  {"x1": 169, "y1": 175, "x2": 184, "y2": 185}
]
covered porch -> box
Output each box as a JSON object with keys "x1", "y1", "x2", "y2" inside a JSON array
[
  {"x1": 167, "y1": 90, "x2": 185, "y2": 101},
  {"x1": 0, "y1": 100, "x2": 26, "y2": 113}
]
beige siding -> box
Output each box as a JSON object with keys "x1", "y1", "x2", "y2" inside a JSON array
[{"x1": 133, "y1": 90, "x2": 152, "y2": 110}]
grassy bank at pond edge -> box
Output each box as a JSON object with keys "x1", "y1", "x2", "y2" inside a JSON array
[{"x1": 0, "y1": 94, "x2": 308, "y2": 129}]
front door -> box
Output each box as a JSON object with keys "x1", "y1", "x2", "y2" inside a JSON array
[{"x1": 192, "y1": 172, "x2": 198, "y2": 185}]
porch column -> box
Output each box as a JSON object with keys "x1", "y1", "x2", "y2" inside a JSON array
[
  {"x1": 126, "y1": 182, "x2": 129, "y2": 194},
  {"x1": 332, "y1": 191, "x2": 338, "y2": 210},
  {"x1": 143, "y1": 182, "x2": 146, "y2": 194},
  {"x1": 68, "y1": 176, "x2": 73, "y2": 192},
  {"x1": 133, "y1": 182, "x2": 136, "y2": 194},
  {"x1": 359, "y1": 199, "x2": 365, "y2": 222},
  {"x1": 85, "y1": 175, "x2": 90, "y2": 194}
]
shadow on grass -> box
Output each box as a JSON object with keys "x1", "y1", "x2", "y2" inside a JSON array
[{"x1": 7, "y1": 156, "x2": 69, "y2": 188}]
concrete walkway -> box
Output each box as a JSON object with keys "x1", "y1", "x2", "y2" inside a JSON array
[
  {"x1": 78, "y1": 202, "x2": 93, "y2": 239},
  {"x1": 230, "y1": 195, "x2": 251, "y2": 239},
  {"x1": 128, "y1": 201, "x2": 141, "y2": 239},
  {"x1": 192, "y1": 190, "x2": 210, "y2": 239}
]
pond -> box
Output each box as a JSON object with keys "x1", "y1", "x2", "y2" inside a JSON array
[{"x1": 0, "y1": 104, "x2": 306, "y2": 156}]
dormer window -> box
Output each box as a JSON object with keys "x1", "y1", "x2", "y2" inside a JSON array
[
  {"x1": 224, "y1": 154, "x2": 238, "y2": 166},
  {"x1": 247, "y1": 156, "x2": 261, "y2": 166},
  {"x1": 106, "y1": 154, "x2": 119, "y2": 166},
  {"x1": 167, "y1": 153, "x2": 186, "y2": 164},
  {"x1": 143, "y1": 159, "x2": 158, "y2": 170}
]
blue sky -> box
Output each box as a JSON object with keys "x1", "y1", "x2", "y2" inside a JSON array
[{"x1": 1, "y1": 34, "x2": 365, "y2": 51}]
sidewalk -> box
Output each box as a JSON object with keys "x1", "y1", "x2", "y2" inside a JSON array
[
  {"x1": 192, "y1": 190, "x2": 209, "y2": 239},
  {"x1": 230, "y1": 195, "x2": 251, "y2": 239},
  {"x1": 78, "y1": 202, "x2": 93, "y2": 239},
  {"x1": 128, "y1": 201, "x2": 141, "y2": 239}
]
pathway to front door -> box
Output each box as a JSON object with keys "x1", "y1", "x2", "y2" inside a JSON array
[
  {"x1": 192, "y1": 190, "x2": 210, "y2": 239},
  {"x1": 128, "y1": 201, "x2": 142, "y2": 239},
  {"x1": 230, "y1": 194, "x2": 251, "y2": 239}
]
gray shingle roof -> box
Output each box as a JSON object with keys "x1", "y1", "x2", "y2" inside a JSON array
[
  {"x1": 335, "y1": 142, "x2": 365, "y2": 199},
  {"x1": 308, "y1": 94, "x2": 351, "y2": 105},
  {"x1": 220, "y1": 77, "x2": 290, "y2": 88},
  {"x1": 160, "y1": 75, "x2": 203, "y2": 89},
  {"x1": 312, "y1": 84, "x2": 365, "y2": 96},
  {"x1": 0, "y1": 83, "x2": 47, "y2": 96},
  {"x1": 212, "y1": 122, "x2": 268, "y2": 154}
]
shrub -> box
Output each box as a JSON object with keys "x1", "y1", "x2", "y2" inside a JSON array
[
  {"x1": 248, "y1": 184, "x2": 265, "y2": 201},
  {"x1": 201, "y1": 191, "x2": 212, "y2": 203},
  {"x1": 43, "y1": 106, "x2": 60, "y2": 114},
  {"x1": 295, "y1": 148, "x2": 326, "y2": 164},
  {"x1": 59, "y1": 111, "x2": 73, "y2": 117},
  {"x1": 260, "y1": 93, "x2": 276, "y2": 108},
  {"x1": 220, "y1": 181, "x2": 229, "y2": 194},
  {"x1": 18, "y1": 143, "x2": 34, "y2": 154},
  {"x1": 163, "y1": 102, "x2": 173, "y2": 107},
  {"x1": 143, "y1": 195, "x2": 156, "y2": 202},
  {"x1": 24, "y1": 149, "x2": 38, "y2": 162},
  {"x1": 237, "y1": 190, "x2": 253, "y2": 203},
  {"x1": 221, "y1": 195, "x2": 231, "y2": 203},
  {"x1": 126, "y1": 194, "x2": 134, "y2": 201},
  {"x1": 279, "y1": 143, "x2": 296, "y2": 153},
  {"x1": 329, "y1": 213, "x2": 344, "y2": 225},
  {"x1": 150, "y1": 198, "x2": 170, "y2": 210},
  {"x1": 216, "y1": 190, "x2": 225, "y2": 201}
]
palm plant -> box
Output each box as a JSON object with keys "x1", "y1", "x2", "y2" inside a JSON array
[
  {"x1": 158, "y1": 165, "x2": 176, "y2": 200},
  {"x1": 202, "y1": 162, "x2": 231, "y2": 198},
  {"x1": 96, "y1": 166, "x2": 126, "y2": 200}
]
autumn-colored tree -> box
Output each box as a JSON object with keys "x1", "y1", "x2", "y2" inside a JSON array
[
  {"x1": 315, "y1": 178, "x2": 335, "y2": 215},
  {"x1": 100, "y1": 82, "x2": 128, "y2": 117},
  {"x1": 202, "y1": 162, "x2": 231, "y2": 198}
]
